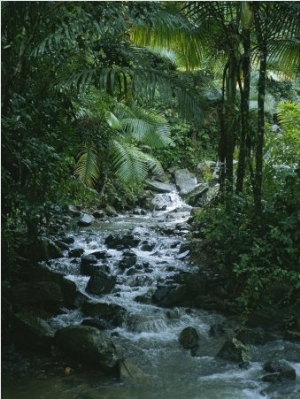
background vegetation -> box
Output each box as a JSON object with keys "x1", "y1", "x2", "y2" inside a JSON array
[{"x1": 2, "y1": 1, "x2": 300, "y2": 312}]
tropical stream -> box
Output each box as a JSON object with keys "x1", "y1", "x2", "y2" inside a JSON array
[{"x1": 2, "y1": 191, "x2": 300, "y2": 399}]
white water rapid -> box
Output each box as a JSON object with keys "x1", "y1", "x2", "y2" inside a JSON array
[{"x1": 4, "y1": 191, "x2": 300, "y2": 399}]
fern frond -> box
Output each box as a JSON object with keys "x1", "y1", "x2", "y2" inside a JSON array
[
  {"x1": 116, "y1": 103, "x2": 172, "y2": 148},
  {"x1": 74, "y1": 143, "x2": 100, "y2": 187},
  {"x1": 112, "y1": 140, "x2": 163, "y2": 183}
]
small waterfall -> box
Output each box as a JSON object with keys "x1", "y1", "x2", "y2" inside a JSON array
[{"x1": 24, "y1": 190, "x2": 300, "y2": 399}]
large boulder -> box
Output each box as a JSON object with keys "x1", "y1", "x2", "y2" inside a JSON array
[
  {"x1": 119, "y1": 249, "x2": 138, "y2": 271},
  {"x1": 217, "y1": 338, "x2": 250, "y2": 364},
  {"x1": 174, "y1": 169, "x2": 198, "y2": 195},
  {"x1": 179, "y1": 327, "x2": 200, "y2": 351},
  {"x1": 34, "y1": 264, "x2": 80, "y2": 308},
  {"x1": 105, "y1": 233, "x2": 140, "y2": 249},
  {"x1": 152, "y1": 285, "x2": 186, "y2": 308},
  {"x1": 10, "y1": 310, "x2": 55, "y2": 349},
  {"x1": 262, "y1": 359, "x2": 296, "y2": 382},
  {"x1": 119, "y1": 359, "x2": 152, "y2": 384},
  {"x1": 55, "y1": 325, "x2": 119, "y2": 373},
  {"x1": 11, "y1": 282, "x2": 63, "y2": 314},
  {"x1": 86, "y1": 272, "x2": 116, "y2": 296},
  {"x1": 82, "y1": 301, "x2": 126, "y2": 327},
  {"x1": 37, "y1": 237, "x2": 63, "y2": 261},
  {"x1": 145, "y1": 180, "x2": 176, "y2": 193},
  {"x1": 77, "y1": 213, "x2": 94, "y2": 227},
  {"x1": 187, "y1": 183, "x2": 209, "y2": 205}
]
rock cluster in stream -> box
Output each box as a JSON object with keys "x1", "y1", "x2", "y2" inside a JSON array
[{"x1": 2, "y1": 166, "x2": 299, "y2": 392}]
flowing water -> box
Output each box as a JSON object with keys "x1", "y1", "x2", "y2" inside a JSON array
[{"x1": 3, "y1": 192, "x2": 300, "y2": 399}]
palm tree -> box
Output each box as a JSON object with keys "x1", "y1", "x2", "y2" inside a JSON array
[
  {"x1": 73, "y1": 89, "x2": 172, "y2": 189},
  {"x1": 131, "y1": 1, "x2": 300, "y2": 212}
]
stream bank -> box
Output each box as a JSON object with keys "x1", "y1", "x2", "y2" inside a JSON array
[{"x1": 2, "y1": 170, "x2": 300, "y2": 399}]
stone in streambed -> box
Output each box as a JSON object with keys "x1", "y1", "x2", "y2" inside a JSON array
[{"x1": 55, "y1": 325, "x2": 119, "y2": 373}]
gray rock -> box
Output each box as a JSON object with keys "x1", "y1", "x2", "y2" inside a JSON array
[
  {"x1": 179, "y1": 327, "x2": 199, "y2": 350},
  {"x1": 55, "y1": 325, "x2": 119, "y2": 373},
  {"x1": 78, "y1": 213, "x2": 94, "y2": 226},
  {"x1": 119, "y1": 250, "x2": 137, "y2": 270},
  {"x1": 145, "y1": 180, "x2": 176, "y2": 193},
  {"x1": 68, "y1": 247, "x2": 84, "y2": 257},
  {"x1": 86, "y1": 272, "x2": 116, "y2": 295},
  {"x1": 263, "y1": 359, "x2": 296, "y2": 381},
  {"x1": 68, "y1": 205, "x2": 81, "y2": 216},
  {"x1": 105, "y1": 233, "x2": 140, "y2": 249},
  {"x1": 82, "y1": 301, "x2": 126, "y2": 327},
  {"x1": 11, "y1": 310, "x2": 55, "y2": 348},
  {"x1": 37, "y1": 237, "x2": 63, "y2": 261},
  {"x1": 152, "y1": 285, "x2": 186, "y2": 307},
  {"x1": 11, "y1": 282, "x2": 63, "y2": 313},
  {"x1": 174, "y1": 169, "x2": 198, "y2": 195},
  {"x1": 217, "y1": 338, "x2": 250, "y2": 363}
]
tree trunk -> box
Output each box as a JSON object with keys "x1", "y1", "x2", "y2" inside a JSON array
[
  {"x1": 253, "y1": 9, "x2": 268, "y2": 220},
  {"x1": 236, "y1": 28, "x2": 251, "y2": 194}
]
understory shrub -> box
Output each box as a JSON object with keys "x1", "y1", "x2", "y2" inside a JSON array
[{"x1": 192, "y1": 168, "x2": 300, "y2": 312}]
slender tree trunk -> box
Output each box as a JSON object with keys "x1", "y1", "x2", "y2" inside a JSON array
[
  {"x1": 253, "y1": 9, "x2": 268, "y2": 220},
  {"x1": 236, "y1": 28, "x2": 251, "y2": 194}
]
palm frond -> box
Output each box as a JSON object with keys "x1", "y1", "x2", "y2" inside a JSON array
[
  {"x1": 112, "y1": 140, "x2": 163, "y2": 183},
  {"x1": 130, "y1": 3, "x2": 204, "y2": 71},
  {"x1": 268, "y1": 39, "x2": 300, "y2": 79},
  {"x1": 115, "y1": 103, "x2": 172, "y2": 148},
  {"x1": 74, "y1": 143, "x2": 100, "y2": 187}
]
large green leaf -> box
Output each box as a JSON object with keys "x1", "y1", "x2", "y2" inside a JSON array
[
  {"x1": 112, "y1": 140, "x2": 163, "y2": 183},
  {"x1": 74, "y1": 144, "x2": 100, "y2": 187}
]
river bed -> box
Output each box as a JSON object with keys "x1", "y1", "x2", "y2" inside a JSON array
[{"x1": 2, "y1": 192, "x2": 300, "y2": 399}]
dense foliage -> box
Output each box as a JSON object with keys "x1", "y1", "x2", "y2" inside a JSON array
[{"x1": 2, "y1": 1, "x2": 300, "y2": 313}]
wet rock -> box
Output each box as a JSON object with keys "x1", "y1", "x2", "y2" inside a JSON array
[
  {"x1": 176, "y1": 249, "x2": 190, "y2": 259},
  {"x1": 187, "y1": 184, "x2": 209, "y2": 205},
  {"x1": 68, "y1": 205, "x2": 81, "y2": 216},
  {"x1": 80, "y1": 254, "x2": 97, "y2": 271},
  {"x1": 54, "y1": 239, "x2": 70, "y2": 251},
  {"x1": 105, "y1": 205, "x2": 118, "y2": 217},
  {"x1": 80, "y1": 255, "x2": 99, "y2": 276},
  {"x1": 78, "y1": 213, "x2": 94, "y2": 227},
  {"x1": 217, "y1": 338, "x2": 250, "y2": 363},
  {"x1": 175, "y1": 272, "x2": 207, "y2": 297},
  {"x1": 60, "y1": 236, "x2": 75, "y2": 245},
  {"x1": 81, "y1": 318, "x2": 111, "y2": 330},
  {"x1": 105, "y1": 233, "x2": 140, "y2": 249},
  {"x1": 55, "y1": 325, "x2": 119, "y2": 373},
  {"x1": 236, "y1": 328, "x2": 270, "y2": 345},
  {"x1": 140, "y1": 240, "x2": 156, "y2": 251},
  {"x1": 175, "y1": 222, "x2": 191, "y2": 231},
  {"x1": 263, "y1": 359, "x2": 296, "y2": 381},
  {"x1": 68, "y1": 247, "x2": 84, "y2": 257},
  {"x1": 86, "y1": 272, "x2": 116, "y2": 295},
  {"x1": 92, "y1": 210, "x2": 106, "y2": 218},
  {"x1": 11, "y1": 282, "x2": 63, "y2": 313},
  {"x1": 152, "y1": 285, "x2": 186, "y2": 307},
  {"x1": 119, "y1": 249, "x2": 137, "y2": 270},
  {"x1": 90, "y1": 250, "x2": 109, "y2": 259},
  {"x1": 82, "y1": 301, "x2": 126, "y2": 327},
  {"x1": 10, "y1": 311, "x2": 55, "y2": 349},
  {"x1": 34, "y1": 264, "x2": 79, "y2": 308},
  {"x1": 179, "y1": 327, "x2": 200, "y2": 350},
  {"x1": 145, "y1": 180, "x2": 176, "y2": 193},
  {"x1": 209, "y1": 323, "x2": 225, "y2": 338},
  {"x1": 119, "y1": 359, "x2": 152, "y2": 384},
  {"x1": 174, "y1": 169, "x2": 198, "y2": 195},
  {"x1": 37, "y1": 237, "x2": 63, "y2": 261},
  {"x1": 82, "y1": 262, "x2": 108, "y2": 276}
]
